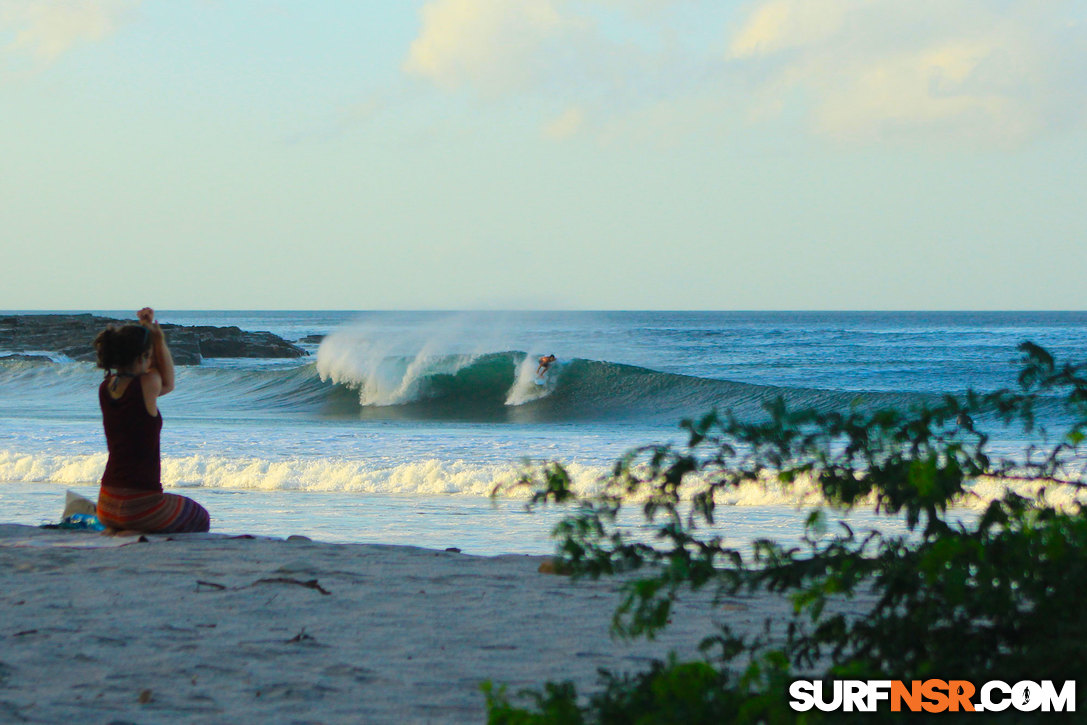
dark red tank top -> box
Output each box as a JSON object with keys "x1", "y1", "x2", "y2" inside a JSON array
[{"x1": 100, "y1": 375, "x2": 163, "y2": 491}]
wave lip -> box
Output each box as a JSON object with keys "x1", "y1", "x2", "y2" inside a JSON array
[{"x1": 316, "y1": 325, "x2": 492, "y2": 406}]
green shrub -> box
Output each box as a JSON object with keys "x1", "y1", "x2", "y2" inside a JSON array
[{"x1": 487, "y1": 343, "x2": 1087, "y2": 722}]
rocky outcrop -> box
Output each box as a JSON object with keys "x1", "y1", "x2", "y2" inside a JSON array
[
  {"x1": 0, "y1": 314, "x2": 307, "y2": 366},
  {"x1": 159, "y1": 325, "x2": 308, "y2": 363}
]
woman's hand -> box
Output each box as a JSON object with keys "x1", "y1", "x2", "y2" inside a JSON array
[{"x1": 136, "y1": 307, "x2": 163, "y2": 337}]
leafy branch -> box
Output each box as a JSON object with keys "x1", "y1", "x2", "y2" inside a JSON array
[{"x1": 486, "y1": 343, "x2": 1087, "y2": 723}]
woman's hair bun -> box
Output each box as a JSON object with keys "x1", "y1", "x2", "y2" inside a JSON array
[{"x1": 94, "y1": 324, "x2": 151, "y2": 371}]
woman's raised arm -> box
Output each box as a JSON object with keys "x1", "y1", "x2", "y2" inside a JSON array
[{"x1": 138, "y1": 307, "x2": 175, "y2": 396}]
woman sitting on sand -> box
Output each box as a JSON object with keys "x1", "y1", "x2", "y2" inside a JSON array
[{"x1": 94, "y1": 307, "x2": 210, "y2": 534}]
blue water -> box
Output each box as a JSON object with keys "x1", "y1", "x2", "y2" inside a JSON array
[{"x1": 2, "y1": 311, "x2": 1086, "y2": 553}]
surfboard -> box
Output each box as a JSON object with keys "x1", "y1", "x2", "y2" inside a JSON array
[{"x1": 534, "y1": 375, "x2": 546, "y2": 387}]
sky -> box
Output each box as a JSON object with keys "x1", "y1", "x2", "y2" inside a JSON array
[{"x1": 1, "y1": 0, "x2": 1085, "y2": 310}]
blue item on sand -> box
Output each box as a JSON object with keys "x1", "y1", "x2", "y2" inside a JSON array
[{"x1": 60, "y1": 513, "x2": 106, "y2": 531}]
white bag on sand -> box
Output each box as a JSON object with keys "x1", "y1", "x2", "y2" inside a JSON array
[{"x1": 62, "y1": 490, "x2": 97, "y2": 519}]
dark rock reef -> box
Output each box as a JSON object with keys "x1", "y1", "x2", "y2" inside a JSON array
[{"x1": 0, "y1": 314, "x2": 307, "y2": 366}]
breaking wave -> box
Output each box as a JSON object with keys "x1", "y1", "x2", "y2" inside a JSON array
[
  {"x1": 3, "y1": 449, "x2": 1084, "y2": 510},
  {"x1": 2, "y1": 345, "x2": 1056, "y2": 425}
]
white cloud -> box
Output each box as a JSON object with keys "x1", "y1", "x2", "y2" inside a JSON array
[
  {"x1": 400, "y1": 0, "x2": 1085, "y2": 146},
  {"x1": 402, "y1": 0, "x2": 716, "y2": 142},
  {"x1": 0, "y1": 0, "x2": 139, "y2": 63},
  {"x1": 729, "y1": 0, "x2": 850, "y2": 58},
  {"x1": 543, "y1": 105, "x2": 584, "y2": 139},
  {"x1": 728, "y1": 0, "x2": 1085, "y2": 145},
  {"x1": 403, "y1": 0, "x2": 584, "y2": 96}
]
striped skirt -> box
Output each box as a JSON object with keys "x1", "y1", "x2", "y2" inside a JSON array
[{"x1": 97, "y1": 488, "x2": 211, "y2": 534}]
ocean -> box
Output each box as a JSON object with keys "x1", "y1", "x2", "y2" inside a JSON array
[{"x1": 2, "y1": 311, "x2": 1086, "y2": 554}]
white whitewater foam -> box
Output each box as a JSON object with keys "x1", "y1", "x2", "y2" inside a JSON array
[
  {"x1": 316, "y1": 327, "x2": 478, "y2": 406},
  {"x1": 315, "y1": 313, "x2": 568, "y2": 408},
  {"x1": 505, "y1": 355, "x2": 552, "y2": 406},
  {"x1": 0, "y1": 450, "x2": 607, "y2": 498},
  {"x1": 0, "y1": 450, "x2": 109, "y2": 486},
  {"x1": 4, "y1": 448, "x2": 1083, "y2": 510}
]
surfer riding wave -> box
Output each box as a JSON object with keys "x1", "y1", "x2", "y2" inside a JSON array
[{"x1": 536, "y1": 354, "x2": 556, "y2": 378}]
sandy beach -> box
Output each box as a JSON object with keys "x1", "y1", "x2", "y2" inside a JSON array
[{"x1": 0, "y1": 523, "x2": 816, "y2": 724}]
